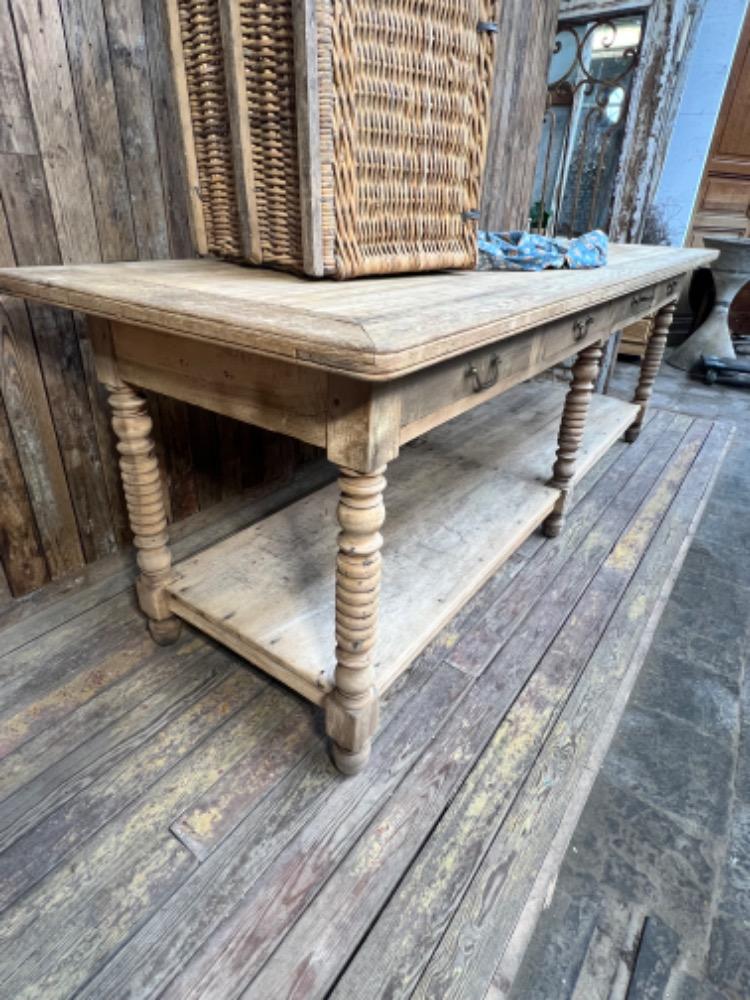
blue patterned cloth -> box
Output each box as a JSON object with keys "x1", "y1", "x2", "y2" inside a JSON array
[{"x1": 477, "y1": 230, "x2": 608, "y2": 271}]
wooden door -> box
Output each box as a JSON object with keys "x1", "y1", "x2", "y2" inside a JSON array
[{"x1": 690, "y1": 9, "x2": 750, "y2": 244}]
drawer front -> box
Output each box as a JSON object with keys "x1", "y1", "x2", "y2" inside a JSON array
[
  {"x1": 611, "y1": 276, "x2": 682, "y2": 329},
  {"x1": 397, "y1": 275, "x2": 684, "y2": 444},
  {"x1": 542, "y1": 277, "x2": 683, "y2": 364},
  {"x1": 399, "y1": 331, "x2": 537, "y2": 440},
  {"x1": 539, "y1": 302, "x2": 615, "y2": 362}
]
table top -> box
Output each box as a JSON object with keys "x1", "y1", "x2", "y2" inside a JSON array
[{"x1": 0, "y1": 244, "x2": 715, "y2": 379}]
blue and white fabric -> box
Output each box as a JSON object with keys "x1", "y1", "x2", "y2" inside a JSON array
[{"x1": 477, "y1": 229, "x2": 608, "y2": 271}]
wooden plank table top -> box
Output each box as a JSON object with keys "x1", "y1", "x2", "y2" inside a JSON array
[{"x1": 0, "y1": 244, "x2": 716, "y2": 378}]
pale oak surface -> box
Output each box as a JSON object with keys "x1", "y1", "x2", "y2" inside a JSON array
[
  {"x1": 166, "y1": 383, "x2": 638, "y2": 704},
  {"x1": 0, "y1": 245, "x2": 716, "y2": 378}
]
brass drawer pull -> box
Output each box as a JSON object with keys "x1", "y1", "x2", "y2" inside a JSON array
[
  {"x1": 573, "y1": 315, "x2": 595, "y2": 341},
  {"x1": 466, "y1": 354, "x2": 499, "y2": 392},
  {"x1": 631, "y1": 290, "x2": 655, "y2": 309}
]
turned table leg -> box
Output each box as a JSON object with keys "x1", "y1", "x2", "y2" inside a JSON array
[
  {"x1": 625, "y1": 301, "x2": 675, "y2": 443},
  {"x1": 107, "y1": 381, "x2": 181, "y2": 645},
  {"x1": 325, "y1": 465, "x2": 386, "y2": 775},
  {"x1": 543, "y1": 341, "x2": 603, "y2": 539}
]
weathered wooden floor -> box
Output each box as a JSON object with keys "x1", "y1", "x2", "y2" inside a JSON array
[{"x1": 0, "y1": 403, "x2": 730, "y2": 1000}]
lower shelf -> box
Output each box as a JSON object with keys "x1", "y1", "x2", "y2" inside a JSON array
[{"x1": 167, "y1": 381, "x2": 638, "y2": 704}]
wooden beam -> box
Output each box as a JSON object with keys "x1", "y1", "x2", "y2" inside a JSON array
[
  {"x1": 219, "y1": 0, "x2": 262, "y2": 263},
  {"x1": 480, "y1": 0, "x2": 560, "y2": 230},
  {"x1": 293, "y1": 0, "x2": 325, "y2": 276},
  {"x1": 160, "y1": 0, "x2": 207, "y2": 256}
]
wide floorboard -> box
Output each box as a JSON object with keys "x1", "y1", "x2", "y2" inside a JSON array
[{"x1": 0, "y1": 392, "x2": 730, "y2": 1000}]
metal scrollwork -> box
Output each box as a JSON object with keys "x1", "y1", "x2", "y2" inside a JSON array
[
  {"x1": 548, "y1": 21, "x2": 640, "y2": 101},
  {"x1": 534, "y1": 15, "x2": 644, "y2": 238}
]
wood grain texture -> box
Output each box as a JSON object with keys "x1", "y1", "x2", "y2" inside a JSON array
[
  {"x1": 58, "y1": 0, "x2": 137, "y2": 262},
  {"x1": 480, "y1": 0, "x2": 561, "y2": 230},
  {"x1": 0, "y1": 395, "x2": 47, "y2": 594},
  {"x1": 0, "y1": 402, "x2": 725, "y2": 1000},
  {"x1": 327, "y1": 421, "x2": 715, "y2": 1000},
  {"x1": 0, "y1": 293, "x2": 84, "y2": 579},
  {"x1": 101, "y1": 0, "x2": 170, "y2": 259},
  {"x1": 0, "y1": 246, "x2": 716, "y2": 380},
  {"x1": 166, "y1": 384, "x2": 636, "y2": 707},
  {"x1": 292, "y1": 0, "x2": 324, "y2": 276},
  {"x1": 608, "y1": 0, "x2": 707, "y2": 244},
  {"x1": 8, "y1": 0, "x2": 100, "y2": 263}
]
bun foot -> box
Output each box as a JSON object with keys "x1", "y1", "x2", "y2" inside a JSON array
[
  {"x1": 543, "y1": 514, "x2": 563, "y2": 538},
  {"x1": 331, "y1": 741, "x2": 371, "y2": 776},
  {"x1": 148, "y1": 617, "x2": 182, "y2": 645}
]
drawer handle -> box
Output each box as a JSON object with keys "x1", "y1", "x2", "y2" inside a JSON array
[
  {"x1": 573, "y1": 315, "x2": 595, "y2": 342},
  {"x1": 466, "y1": 355, "x2": 499, "y2": 392},
  {"x1": 631, "y1": 291, "x2": 655, "y2": 309},
  {"x1": 666, "y1": 279, "x2": 678, "y2": 296}
]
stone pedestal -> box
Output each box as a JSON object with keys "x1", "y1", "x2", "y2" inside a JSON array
[{"x1": 668, "y1": 236, "x2": 748, "y2": 371}]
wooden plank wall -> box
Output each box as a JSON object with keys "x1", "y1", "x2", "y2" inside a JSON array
[{"x1": 0, "y1": 0, "x2": 310, "y2": 600}]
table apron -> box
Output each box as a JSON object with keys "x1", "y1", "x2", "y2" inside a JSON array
[
  {"x1": 396, "y1": 281, "x2": 676, "y2": 445},
  {"x1": 104, "y1": 278, "x2": 677, "y2": 465}
]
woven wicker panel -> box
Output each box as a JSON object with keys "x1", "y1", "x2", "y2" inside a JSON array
[
  {"x1": 176, "y1": 0, "x2": 242, "y2": 258},
  {"x1": 321, "y1": 0, "x2": 496, "y2": 277},
  {"x1": 238, "y1": 1, "x2": 303, "y2": 270},
  {"x1": 172, "y1": 0, "x2": 496, "y2": 277}
]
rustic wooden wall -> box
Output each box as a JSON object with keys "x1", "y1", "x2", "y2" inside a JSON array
[{"x1": 0, "y1": 0, "x2": 310, "y2": 600}]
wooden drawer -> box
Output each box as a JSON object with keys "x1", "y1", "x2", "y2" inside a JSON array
[
  {"x1": 611, "y1": 277, "x2": 681, "y2": 329},
  {"x1": 540, "y1": 278, "x2": 681, "y2": 365},
  {"x1": 399, "y1": 331, "x2": 537, "y2": 441},
  {"x1": 538, "y1": 304, "x2": 614, "y2": 363},
  {"x1": 397, "y1": 275, "x2": 683, "y2": 444}
]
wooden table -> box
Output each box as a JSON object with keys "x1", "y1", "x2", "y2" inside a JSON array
[{"x1": 0, "y1": 243, "x2": 715, "y2": 773}]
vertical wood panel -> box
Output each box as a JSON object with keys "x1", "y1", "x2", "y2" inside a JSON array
[
  {"x1": 0, "y1": 0, "x2": 216, "y2": 595},
  {"x1": 480, "y1": 1, "x2": 561, "y2": 230},
  {"x1": 101, "y1": 0, "x2": 170, "y2": 259},
  {"x1": 0, "y1": 165, "x2": 85, "y2": 580},
  {"x1": 58, "y1": 0, "x2": 138, "y2": 262},
  {"x1": 0, "y1": 188, "x2": 49, "y2": 596},
  {"x1": 141, "y1": 0, "x2": 195, "y2": 258},
  {"x1": 0, "y1": 0, "x2": 36, "y2": 156},
  {"x1": 9, "y1": 0, "x2": 100, "y2": 263},
  {"x1": 0, "y1": 395, "x2": 48, "y2": 595}
]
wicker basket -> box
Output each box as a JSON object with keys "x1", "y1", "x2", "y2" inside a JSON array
[{"x1": 167, "y1": 0, "x2": 498, "y2": 278}]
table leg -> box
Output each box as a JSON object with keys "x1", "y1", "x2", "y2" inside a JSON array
[
  {"x1": 107, "y1": 381, "x2": 181, "y2": 645},
  {"x1": 543, "y1": 341, "x2": 603, "y2": 539},
  {"x1": 325, "y1": 465, "x2": 386, "y2": 775},
  {"x1": 625, "y1": 301, "x2": 675, "y2": 443}
]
